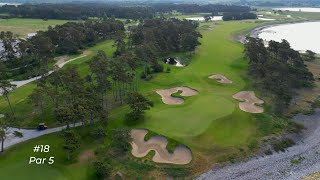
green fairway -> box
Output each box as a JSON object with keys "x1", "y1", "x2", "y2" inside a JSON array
[
  {"x1": 92, "y1": 21, "x2": 267, "y2": 171},
  {"x1": 0, "y1": 18, "x2": 71, "y2": 37},
  {"x1": 117, "y1": 21, "x2": 262, "y2": 149}
]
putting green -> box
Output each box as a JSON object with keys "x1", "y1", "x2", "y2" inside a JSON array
[{"x1": 145, "y1": 92, "x2": 235, "y2": 137}]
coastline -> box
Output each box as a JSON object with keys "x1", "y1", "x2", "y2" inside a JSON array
[{"x1": 237, "y1": 20, "x2": 320, "y2": 44}]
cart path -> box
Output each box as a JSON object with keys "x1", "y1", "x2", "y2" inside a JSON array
[
  {"x1": 0, "y1": 54, "x2": 88, "y2": 96},
  {"x1": 10, "y1": 54, "x2": 87, "y2": 89},
  {"x1": 4, "y1": 122, "x2": 82, "y2": 149},
  {"x1": 198, "y1": 110, "x2": 320, "y2": 180}
]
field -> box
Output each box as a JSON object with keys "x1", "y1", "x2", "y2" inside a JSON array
[
  {"x1": 0, "y1": 19, "x2": 284, "y2": 178},
  {"x1": 0, "y1": 18, "x2": 71, "y2": 37}
]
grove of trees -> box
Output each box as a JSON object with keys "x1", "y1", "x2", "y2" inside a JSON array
[
  {"x1": 0, "y1": 18, "x2": 125, "y2": 80},
  {"x1": 0, "y1": 4, "x2": 154, "y2": 20},
  {"x1": 0, "y1": 3, "x2": 252, "y2": 21},
  {"x1": 245, "y1": 37, "x2": 314, "y2": 113}
]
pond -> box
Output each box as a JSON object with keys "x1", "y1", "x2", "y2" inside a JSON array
[{"x1": 257, "y1": 22, "x2": 320, "y2": 54}]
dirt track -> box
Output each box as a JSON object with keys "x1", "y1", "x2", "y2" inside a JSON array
[{"x1": 198, "y1": 110, "x2": 320, "y2": 180}]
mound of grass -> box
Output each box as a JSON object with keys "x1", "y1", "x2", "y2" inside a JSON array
[
  {"x1": 290, "y1": 156, "x2": 305, "y2": 165},
  {"x1": 144, "y1": 130, "x2": 181, "y2": 153},
  {"x1": 125, "y1": 161, "x2": 156, "y2": 173},
  {"x1": 272, "y1": 138, "x2": 295, "y2": 152},
  {"x1": 161, "y1": 167, "x2": 191, "y2": 178},
  {"x1": 171, "y1": 90, "x2": 184, "y2": 99}
]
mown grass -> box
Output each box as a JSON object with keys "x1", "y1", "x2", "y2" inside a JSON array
[
  {"x1": 0, "y1": 18, "x2": 72, "y2": 37},
  {"x1": 0, "y1": 126, "x2": 98, "y2": 180}
]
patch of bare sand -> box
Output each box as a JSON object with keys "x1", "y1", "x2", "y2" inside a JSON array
[
  {"x1": 156, "y1": 86, "x2": 198, "y2": 105},
  {"x1": 79, "y1": 149, "x2": 95, "y2": 163},
  {"x1": 208, "y1": 74, "x2": 233, "y2": 84},
  {"x1": 233, "y1": 91, "x2": 264, "y2": 113},
  {"x1": 131, "y1": 129, "x2": 192, "y2": 165},
  {"x1": 303, "y1": 172, "x2": 320, "y2": 180},
  {"x1": 83, "y1": 50, "x2": 92, "y2": 55}
]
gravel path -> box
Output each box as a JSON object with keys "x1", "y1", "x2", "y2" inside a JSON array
[
  {"x1": 198, "y1": 110, "x2": 320, "y2": 180},
  {"x1": 4, "y1": 122, "x2": 82, "y2": 149}
]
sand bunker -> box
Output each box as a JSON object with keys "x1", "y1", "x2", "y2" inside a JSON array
[
  {"x1": 209, "y1": 74, "x2": 233, "y2": 84},
  {"x1": 156, "y1": 86, "x2": 198, "y2": 105},
  {"x1": 131, "y1": 129, "x2": 192, "y2": 165},
  {"x1": 233, "y1": 91, "x2": 264, "y2": 113}
]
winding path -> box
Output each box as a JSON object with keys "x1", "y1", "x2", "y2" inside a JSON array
[
  {"x1": 198, "y1": 110, "x2": 320, "y2": 180},
  {"x1": 10, "y1": 55, "x2": 88, "y2": 89},
  {"x1": 4, "y1": 122, "x2": 82, "y2": 149},
  {"x1": 0, "y1": 54, "x2": 88, "y2": 96}
]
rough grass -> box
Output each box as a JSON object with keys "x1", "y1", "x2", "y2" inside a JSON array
[
  {"x1": 171, "y1": 90, "x2": 184, "y2": 99},
  {"x1": 0, "y1": 126, "x2": 97, "y2": 180},
  {"x1": 0, "y1": 18, "x2": 71, "y2": 37}
]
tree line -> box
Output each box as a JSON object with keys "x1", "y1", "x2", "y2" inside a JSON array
[
  {"x1": 0, "y1": 18, "x2": 125, "y2": 80},
  {"x1": 0, "y1": 4, "x2": 154, "y2": 20},
  {"x1": 244, "y1": 37, "x2": 314, "y2": 113},
  {"x1": 0, "y1": 3, "x2": 253, "y2": 21},
  {"x1": 152, "y1": 3, "x2": 251, "y2": 13}
]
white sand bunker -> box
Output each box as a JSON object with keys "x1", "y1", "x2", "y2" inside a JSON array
[
  {"x1": 209, "y1": 74, "x2": 233, "y2": 84},
  {"x1": 156, "y1": 86, "x2": 198, "y2": 105},
  {"x1": 233, "y1": 91, "x2": 264, "y2": 113},
  {"x1": 131, "y1": 129, "x2": 192, "y2": 165}
]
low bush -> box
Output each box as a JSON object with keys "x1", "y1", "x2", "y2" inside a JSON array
[{"x1": 272, "y1": 138, "x2": 295, "y2": 152}]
